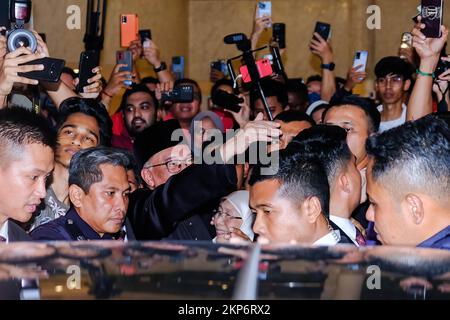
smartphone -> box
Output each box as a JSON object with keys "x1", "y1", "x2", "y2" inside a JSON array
[
  {"x1": 116, "y1": 50, "x2": 133, "y2": 86},
  {"x1": 18, "y1": 57, "x2": 65, "y2": 83},
  {"x1": 421, "y1": 0, "x2": 444, "y2": 38},
  {"x1": 257, "y1": 1, "x2": 272, "y2": 18},
  {"x1": 272, "y1": 23, "x2": 286, "y2": 49},
  {"x1": 212, "y1": 89, "x2": 243, "y2": 113},
  {"x1": 314, "y1": 21, "x2": 331, "y2": 41},
  {"x1": 76, "y1": 50, "x2": 100, "y2": 93},
  {"x1": 211, "y1": 60, "x2": 228, "y2": 76},
  {"x1": 240, "y1": 58, "x2": 273, "y2": 83},
  {"x1": 161, "y1": 85, "x2": 193, "y2": 103},
  {"x1": 400, "y1": 32, "x2": 413, "y2": 49},
  {"x1": 172, "y1": 56, "x2": 185, "y2": 80},
  {"x1": 120, "y1": 14, "x2": 139, "y2": 47},
  {"x1": 353, "y1": 50, "x2": 368, "y2": 72},
  {"x1": 139, "y1": 29, "x2": 152, "y2": 45}
]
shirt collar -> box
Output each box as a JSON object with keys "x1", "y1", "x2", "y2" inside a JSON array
[
  {"x1": 330, "y1": 215, "x2": 357, "y2": 244},
  {"x1": 0, "y1": 220, "x2": 9, "y2": 243},
  {"x1": 313, "y1": 230, "x2": 340, "y2": 246},
  {"x1": 67, "y1": 208, "x2": 114, "y2": 240}
]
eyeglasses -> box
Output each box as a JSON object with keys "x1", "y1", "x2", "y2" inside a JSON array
[
  {"x1": 146, "y1": 157, "x2": 193, "y2": 174},
  {"x1": 213, "y1": 208, "x2": 243, "y2": 221},
  {"x1": 376, "y1": 75, "x2": 404, "y2": 86}
]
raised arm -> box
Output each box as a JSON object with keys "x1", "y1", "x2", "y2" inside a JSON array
[{"x1": 310, "y1": 33, "x2": 336, "y2": 102}]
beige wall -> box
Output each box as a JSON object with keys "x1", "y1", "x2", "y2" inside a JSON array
[{"x1": 32, "y1": 0, "x2": 450, "y2": 108}]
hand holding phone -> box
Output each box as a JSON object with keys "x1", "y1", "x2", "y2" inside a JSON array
[
  {"x1": 77, "y1": 50, "x2": 100, "y2": 93},
  {"x1": 272, "y1": 23, "x2": 286, "y2": 49},
  {"x1": 313, "y1": 21, "x2": 331, "y2": 41},
  {"x1": 116, "y1": 50, "x2": 133, "y2": 86},
  {"x1": 139, "y1": 29, "x2": 151, "y2": 45},
  {"x1": 18, "y1": 57, "x2": 65, "y2": 83},
  {"x1": 353, "y1": 50, "x2": 368, "y2": 72},
  {"x1": 120, "y1": 14, "x2": 139, "y2": 47},
  {"x1": 257, "y1": 1, "x2": 272, "y2": 18}
]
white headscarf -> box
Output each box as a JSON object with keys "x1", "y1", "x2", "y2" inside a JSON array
[{"x1": 223, "y1": 190, "x2": 254, "y2": 241}]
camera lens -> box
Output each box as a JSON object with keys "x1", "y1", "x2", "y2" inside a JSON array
[{"x1": 7, "y1": 28, "x2": 37, "y2": 53}]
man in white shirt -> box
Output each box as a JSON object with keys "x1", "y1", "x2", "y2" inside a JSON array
[
  {"x1": 374, "y1": 56, "x2": 414, "y2": 132},
  {"x1": 291, "y1": 125, "x2": 365, "y2": 246},
  {"x1": 249, "y1": 151, "x2": 342, "y2": 246},
  {"x1": 0, "y1": 108, "x2": 55, "y2": 243}
]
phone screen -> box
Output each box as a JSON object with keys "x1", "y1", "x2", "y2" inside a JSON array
[
  {"x1": 257, "y1": 1, "x2": 272, "y2": 18},
  {"x1": 353, "y1": 51, "x2": 368, "y2": 72},
  {"x1": 421, "y1": 0, "x2": 444, "y2": 38}
]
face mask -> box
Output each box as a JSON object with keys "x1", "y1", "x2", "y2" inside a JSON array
[{"x1": 308, "y1": 92, "x2": 321, "y2": 104}]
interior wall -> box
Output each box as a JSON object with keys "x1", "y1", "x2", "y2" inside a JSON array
[{"x1": 31, "y1": 0, "x2": 450, "y2": 110}]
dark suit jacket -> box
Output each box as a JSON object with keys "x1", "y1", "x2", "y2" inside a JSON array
[
  {"x1": 329, "y1": 220, "x2": 355, "y2": 245},
  {"x1": 8, "y1": 220, "x2": 31, "y2": 242},
  {"x1": 128, "y1": 163, "x2": 237, "y2": 240}
]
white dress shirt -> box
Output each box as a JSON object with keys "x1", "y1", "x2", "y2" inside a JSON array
[
  {"x1": 330, "y1": 215, "x2": 359, "y2": 246},
  {"x1": 313, "y1": 229, "x2": 341, "y2": 246}
]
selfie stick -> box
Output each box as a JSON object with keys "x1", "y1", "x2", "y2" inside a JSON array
[
  {"x1": 83, "y1": 0, "x2": 107, "y2": 51},
  {"x1": 224, "y1": 33, "x2": 274, "y2": 121}
]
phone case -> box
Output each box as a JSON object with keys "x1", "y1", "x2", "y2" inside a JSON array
[
  {"x1": 77, "y1": 50, "x2": 100, "y2": 93},
  {"x1": 120, "y1": 14, "x2": 139, "y2": 47},
  {"x1": 353, "y1": 51, "x2": 368, "y2": 72},
  {"x1": 421, "y1": 0, "x2": 443, "y2": 38},
  {"x1": 314, "y1": 22, "x2": 331, "y2": 41},
  {"x1": 240, "y1": 58, "x2": 273, "y2": 83},
  {"x1": 139, "y1": 29, "x2": 152, "y2": 44},
  {"x1": 116, "y1": 50, "x2": 133, "y2": 86},
  {"x1": 172, "y1": 56, "x2": 185, "y2": 80},
  {"x1": 18, "y1": 57, "x2": 65, "y2": 83},
  {"x1": 273, "y1": 23, "x2": 286, "y2": 49}
]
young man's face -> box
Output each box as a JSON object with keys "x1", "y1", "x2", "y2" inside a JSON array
[
  {"x1": 74, "y1": 164, "x2": 130, "y2": 236},
  {"x1": 375, "y1": 74, "x2": 410, "y2": 105},
  {"x1": 123, "y1": 91, "x2": 157, "y2": 136},
  {"x1": 56, "y1": 113, "x2": 100, "y2": 168},
  {"x1": 365, "y1": 160, "x2": 411, "y2": 246},
  {"x1": 254, "y1": 96, "x2": 285, "y2": 120},
  {"x1": 171, "y1": 84, "x2": 201, "y2": 123},
  {"x1": 250, "y1": 179, "x2": 310, "y2": 244},
  {"x1": 324, "y1": 105, "x2": 370, "y2": 167},
  {"x1": 142, "y1": 144, "x2": 193, "y2": 190},
  {"x1": 307, "y1": 81, "x2": 321, "y2": 95},
  {"x1": 0, "y1": 144, "x2": 54, "y2": 223}
]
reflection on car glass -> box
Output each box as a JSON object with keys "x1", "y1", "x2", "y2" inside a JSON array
[
  {"x1": 0, "y1": 243, "x2": 56, "y2": 263},
  {"x1": 260, "y1": 244, "x2": 347, "y2": 261},
  {"x1": 124, "y1": 241, "x2": 194, "y2": 258},
  {"x1": 365, "y1": 246, "x2": 450, "y2": 277},
  {"x1": 56, "y1": 243, "x2": 112, "y2": 260}
]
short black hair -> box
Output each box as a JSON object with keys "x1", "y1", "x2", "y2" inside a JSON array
[
  {"x1": 0, "y1": 107, "x2": 56, "y2": 165},
  {"x1": 210, "y1": 78, "x2": 233, "y2": 97},
  {"x1": 289, "y1": 125, "x2": 352, "y2": 186},
  {"x1": 174, "y1": 78, "x2": 202, "y2": 104},
  {"x1": 250, "y1": 79, "x2": 288, "y2": 108},
  {"x1": 306, "y1": 75, "x2": 322, "y2": 84},
  {"x1": 274, "y1": 110, "x2": 315, "y2": 127},
  {"x1": 120, "y1": 150, "x2": 143, "y2": 186},
  {"x1": 119, "y1": 83, "x2": 159, "y2": 113},
  {"x1": 58, "y1": 97, "x2": 112, "y2": 146},
  {"x1": 324, "y1": 95, "x2": 381, "y2": 133},
  {"x1": 366, "y1": 114, "x2": 450, "y2": 203},
  {"x1": 62, "y1": 67, "x2": 77, "y2": 79},
  {"x1": 141, "y1": 76, "x2": 160, "y2": 86},
  {"x1": 69, "y1": 147, "x2": 130, "y2": 194},
  {"x1": 286, "y1": 78, "x2": 309, "y2": 110},
  {"x1": 249, "y1": 150, "x2": 330, "y2": 216},
  {"x1": 375, "y1": 56, "x2": 414, "y2": 81}
]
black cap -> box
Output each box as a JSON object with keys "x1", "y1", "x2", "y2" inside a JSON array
[
  {"x1": 375, "y1": 56, "x2": 414, "y2": 80},
  {"x1": 133, "y1": 119, "x2": 183, "y2": 168}
]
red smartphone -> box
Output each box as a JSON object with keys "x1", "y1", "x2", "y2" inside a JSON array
[
  {"x1": 239, "y1": 58, "x2": 273, "y2": 83},
  {"x1": 120, "y1": 14, "x2": 139, "y2": 47}
]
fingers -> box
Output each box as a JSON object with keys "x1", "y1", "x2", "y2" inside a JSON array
[
  {"x1": 15, "y1": 63, "x2": 44, "y2": 74},
  {"x1": 113, "y1": 63, "x2": 127, "y2": 73},
  {"x1": 254, "y1": 112, "x2": 264, "y2": 121}
]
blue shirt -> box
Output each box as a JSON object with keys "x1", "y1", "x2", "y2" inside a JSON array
[{"x1": 417, "y1": 225, "x2": 450, "y2": 250}]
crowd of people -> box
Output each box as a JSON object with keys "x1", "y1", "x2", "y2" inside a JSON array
[{"x1": 0, "y1": 3, "x2": 448, "y2": 253}]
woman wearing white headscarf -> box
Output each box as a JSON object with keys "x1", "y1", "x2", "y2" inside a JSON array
[{"x1": 211, "y1": 190, "x2": 254, "y2": 243}]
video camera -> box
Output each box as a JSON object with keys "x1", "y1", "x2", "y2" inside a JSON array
[{"x1": 1, "y1": 0, "x2": 37, "y2": 53}]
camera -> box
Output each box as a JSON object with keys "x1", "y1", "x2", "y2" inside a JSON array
[
  {"x1": 435, "y1": 58, "x2": 450, "y2": 78},
  {"x1": 161, "y1": 85, "x2": 194, "y2": 103},
  {"x1": 4, "y1": 0, "x2": 37, "y2": 53}
]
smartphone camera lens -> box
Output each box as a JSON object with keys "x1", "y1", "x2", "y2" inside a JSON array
[{"x1": 122, "y1": 16, "x2": 127, "y2": 23}]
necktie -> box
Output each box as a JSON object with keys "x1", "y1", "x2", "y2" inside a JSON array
[
  {"x1": 355, "y1": 227, "x2": 366, "y2": 246},
  {"x1": 0, "y1": 236, "x2": 6, "y2": 242}
]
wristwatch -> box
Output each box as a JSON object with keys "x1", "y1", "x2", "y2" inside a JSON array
[
  {"x1": 153, "y1": 61, "x2": 167, "y2": 73},
  {"x1": 321, "y1": 62, "x2": 336, "y2": 71}
]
